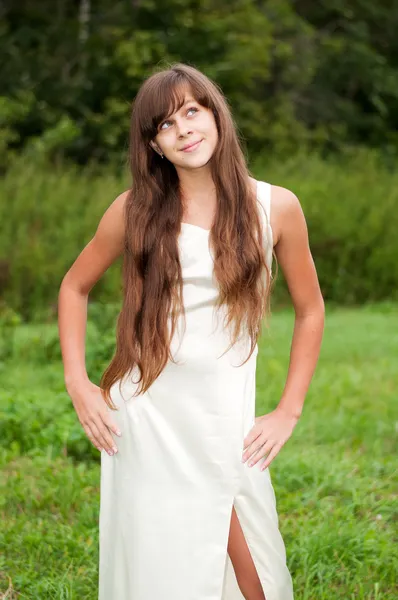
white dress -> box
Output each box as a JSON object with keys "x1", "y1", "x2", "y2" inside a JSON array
[{"x1": 99, "y1": 179, "x2": 294, "y2": 600}]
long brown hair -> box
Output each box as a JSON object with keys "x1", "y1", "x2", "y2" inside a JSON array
[{"x1": 100, "y1": 62, "x2": 274, "y2": 409}]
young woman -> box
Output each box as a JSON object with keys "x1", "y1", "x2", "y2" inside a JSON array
[{"x1": 58, "y1": 63, "x2": 325, "y2": 600}]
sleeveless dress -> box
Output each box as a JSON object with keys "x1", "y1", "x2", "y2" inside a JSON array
[{"x1": 99, "y1": 180, "x2": 294, "y2": 600}]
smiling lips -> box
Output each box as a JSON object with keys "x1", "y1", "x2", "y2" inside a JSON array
[{"x1": 181, "y1": 139, "x2": 203, "y2": 152}]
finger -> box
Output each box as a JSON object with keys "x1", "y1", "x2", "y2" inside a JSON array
[
  {"x1": 90, "y1": 419, "x2": 118, "y2": 455},
  {"x1": 247, "y1": 443, "x2": 269, "y2": 467},
  {"x1": 260, "y1": 444, "x2": 281, "y2": 471},
  {"x1": 100, "y1": 412, "x2": 122, "y2": 437},
  {"x1": 243, "y1": 426, "x2": 262, "y2": 452},
  {"x1": 258, "y1": 439, "x2": 275, "y2": 458},
  {"x1": 84, "y1": 423, "x2": 103, "y2": 452},
  {"x1": 242, "y1": 437, "x2": 266, "y2": 464}
]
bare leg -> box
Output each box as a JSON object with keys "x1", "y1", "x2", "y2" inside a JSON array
[{"x1": 227, "y1": 505, "x2": 266, "y2": 600}]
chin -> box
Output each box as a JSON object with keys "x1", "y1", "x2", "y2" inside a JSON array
[
  {"x1": 192, "y1": 149, "x2": 215, "y2": 164},
  {"x1": 186, "y1": 157, "x2": 213, "y2": 169}
]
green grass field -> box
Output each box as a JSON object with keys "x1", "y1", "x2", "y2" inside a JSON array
[{"x1": 1, "y1": 304, "x2": 397, "y2": 599}]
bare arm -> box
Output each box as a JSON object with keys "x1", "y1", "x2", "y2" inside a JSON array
[
  {"x1": 242, "y1": 185, "x2": 325, "y2": 470},
  {"x1": 272, "y1": 185, "x2": 325, "y2": 418},
  {"x1": 58, "y1": 190, "x2": 128, "y2": 391},
  {"x1": 58, "y1": 189, "x2": 129, "y2": 455}
]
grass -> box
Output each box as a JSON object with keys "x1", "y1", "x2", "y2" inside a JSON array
[{"x1": 1, "y1": 304, "x2": 397, "y2": 599}]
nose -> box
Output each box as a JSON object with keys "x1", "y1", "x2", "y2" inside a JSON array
[{"x1": 176, "y1": 116, "x2": 193, "y2": 137}]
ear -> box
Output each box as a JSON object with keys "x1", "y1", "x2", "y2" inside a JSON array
[{"x1": 150, "y1": 140, "x2": 160, "y2": 153}]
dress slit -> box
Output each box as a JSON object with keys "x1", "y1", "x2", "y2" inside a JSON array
[
  {"x1": 233, "y1": 500, "x2": 267, "y2": 599},
  {"x1": 221, "y1": 497, "x2": 268, "y2": 600}
]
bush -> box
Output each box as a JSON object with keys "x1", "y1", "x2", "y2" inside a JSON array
[{"x1": 0, "y1": 149, "x2": 397, "y2": 317}]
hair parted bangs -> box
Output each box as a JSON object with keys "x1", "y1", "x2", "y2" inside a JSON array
[
  {"x1": 139, "y1": 70, "x2": 217, "y2": 142},
  {"x1": 100, "y1": 62, "x2": 275, "y2": 410}
]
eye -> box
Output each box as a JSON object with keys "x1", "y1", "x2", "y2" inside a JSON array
[
  {"x1": 159, "y1": 119, "x2": 171, "y2": 131},
  {"x1": 159, "y1": 106, "x2": 199, "y2": 131}
]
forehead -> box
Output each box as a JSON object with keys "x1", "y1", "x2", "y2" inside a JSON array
[
  {"x1": 145, "y1": 80, "x2": 210, "y2": 138},
  {"x1": 160, "y1": 82, "x2": 198, "y2": 118}
]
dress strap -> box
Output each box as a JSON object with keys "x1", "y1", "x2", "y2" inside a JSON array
[
  {"x1": 256, "y1": 180, "x2": 271, "y2": 224},
  {"x1": 256, "y1": 180, "x2": 273, "y2": 277}
]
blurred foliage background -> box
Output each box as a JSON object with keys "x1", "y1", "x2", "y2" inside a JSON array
[
  {"x1": 2, "y1": 0, "x2": 398, "y2": 167},
  {"x1": 0, "y1": 0, "x2": 398, "y2": 319}
]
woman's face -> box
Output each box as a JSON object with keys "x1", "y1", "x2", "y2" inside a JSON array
[{"x1": 150, "y1": 88, "x2": 218, "y2": 170}]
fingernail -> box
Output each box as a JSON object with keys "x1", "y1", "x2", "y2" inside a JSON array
[
  {"x1": 112, "y1": 447, "x2": 118, "y2": 454},
  {"x1": 116, "y1": 430, "x2": 122, "y2": 436}
]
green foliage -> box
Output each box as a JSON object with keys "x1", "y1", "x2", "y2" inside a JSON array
[
  {"x1": 0, "y1": 321, "x2": 116, "y2": 462},
  {"x1": 0, "y1": 156, "x2": 126, "y2": 319},
  {"x1": 0, "y1": 150, "x2": 397, "y2": 319},
  {"x1": 0, "y1": 301, "x2": 22, "y2": 361},
  {"x1": 1, "y1": 0, "x2": 398, "y2": 164},
  {"x1": 0, "y1": 301, "x2": 124, "y2": 463},
  {"x1": 259, "y1": 148, "x2": 398, "y2": 304},
  {"x1": 0, "y1": 387, "x2": 96, "y2": 462}
]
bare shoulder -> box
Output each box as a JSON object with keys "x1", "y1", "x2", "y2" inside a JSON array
[
  {"x1": 248, "y1": 178, "x2": 304, "y2": 247},
  {"x1": 95, "y1": 189, "x2": 130, "y2": 241},
  {"x1": 62, "y1": 189, "x2": 131, "y2": 294},
  {"x1": 270, "y1": 184, "x2": 305, "y2": 246},
  {"x1": 92, "y1": 188, "x2": 131, "y2": 261},
  {"x1": 269, "y1": 184, "x2": 324, "y2": 316}
]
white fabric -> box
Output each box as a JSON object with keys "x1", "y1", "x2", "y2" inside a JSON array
[{"x1": 99, "y1": 179, "x2": 294, "y2": 600}]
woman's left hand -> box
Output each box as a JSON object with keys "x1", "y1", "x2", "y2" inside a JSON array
[{"x1": 242, "y1": 406, "x2": 300, "y2": 471}]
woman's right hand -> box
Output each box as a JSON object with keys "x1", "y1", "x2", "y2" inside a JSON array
[{"x1": 67, "y1": 379, "x2": 122, "y2": 456}]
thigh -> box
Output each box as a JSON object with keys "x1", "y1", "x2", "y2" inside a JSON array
[{"x1": 227, "y1": 505, "x2": 266, "y2": 600}]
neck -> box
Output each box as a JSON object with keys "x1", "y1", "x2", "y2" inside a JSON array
[{"x1": 176, "y1": 168, "x2": 217, "y2": 208}]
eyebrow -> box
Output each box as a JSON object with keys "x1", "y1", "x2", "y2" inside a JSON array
[
  {"x1": 177, "y1": 98, "x2": 196, "y2": 111},
  {"x1": 176, "y1": 98, "x2": 196, "y2": 111}
]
